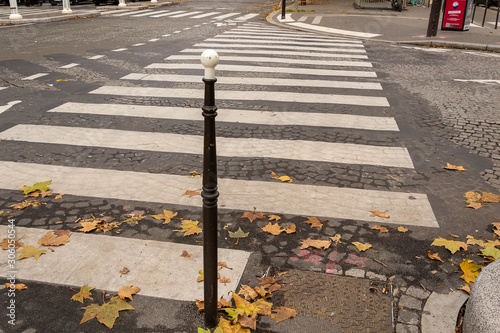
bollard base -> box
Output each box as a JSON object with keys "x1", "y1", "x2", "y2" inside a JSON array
[
  {"x1": 9, "y1": 13, "x2": 22, "y2": 19},
  {"x1": 62, "y1": 9, "x2": 73, "y2": 13}
]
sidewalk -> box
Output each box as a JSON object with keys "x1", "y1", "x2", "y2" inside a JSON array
[
  {"x1": 0, "y1": 0, "x2": 172, "y2": 24},
  {"x1": 267, "y1": 0, "x2": 500, "y2": 51}
]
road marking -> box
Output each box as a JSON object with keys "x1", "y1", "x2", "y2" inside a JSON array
[
  {"x1": 48, "y1": 102, "x2": 397, "y2": 130},
  {"x1": 234, "y1": 13, "x2": 259, "y2": 21},
  {"x1": 298, "y1": 16, "x2": 308, "y2": 22},
  {"x1": 0, "y1": 87, "x2": 8, "y2": 91},
  {"x1": 121, "y1": 73, "x2": 382, "y2": 90},
  {"x1": 288, "y1": 22, "x2": 382, "y2": 38},
  {"x1": 165, "y1": 54, "x2": 372, "y2": 67},
  {"x1": 21, "y1": 73, "x2": 48, "y2": 80},
  {"x1": 311, "y1": 16, "x2": 322, "y2": 25},
  {"x1": 150, "y1": 10, "x2": 185, "y2": 18},
  {"x1": 227, "y1": 27, "x2": 348, "y2": 38},
  {"x1": 59, "y1": 63, "x2": 79, "y2": 69},
  {"x1": 0, "y1": 162, "x2": 437, "y2": 227},
  {"x1": 145, "y1": 63, "x2": 377, "y2": 78},
  {"x1": 454, "y1": 79, "x2": 500, "y2": 85},
  {"x1": 0, "y1": 225, "x2": 250, "y2": 302},
  {"x1": 130, "y1": 9, "x2": 166, "y2": 17},
  {"x1": 1, "y1": 124, "x2": 409, "y2": 167},
  {"x1": 0, "y1": 100, "x2": 21, "y2": 114},
  {"x1": 191, "y1": 12, "x2": 220, "y2": 18},
  {"x1": 148, "y1": 38, "x2": 160, "y2": 42},
  {"x1": 111, "y1": 9, "x2": 154, "y2": 17},
  {"x1": 278, "y1": 13, "x2": 294, "y2": 22},
  {"x1": 169, "y1": 11, "x2": 202, "y2": 18},
  {"x1": 212, "y1": 13, "x2": 240, "y2": 19},
  {"x1": 132, "y1": 43, "x2": 145, "y2": 46},
  {"x1": 203, "y1": 38, "x2": 364, "y2": 48},
  {"x1": 218, "y1": 33, "x2": 363, "y2": 43},
  {"x1": 194, "y1": 42, "x2": 367, "y2": 53},
  {"x1": 88, "y1": 55, "x2": 105, "y2": 59},
  {"x1": 162, "y1": 34, "x2": 171, "y2": 37},
  {"x1": 112, "y1": 48, "x2": 128, "y2": 52},
  {"x1": 180, "y1": 48, "x2": 368, "y2": 59}
]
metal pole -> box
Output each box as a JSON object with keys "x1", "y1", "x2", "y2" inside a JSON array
[
  {"x1": 482, "y1": 0, "x2": 489, "y2": 26},
  {"x1": 200, "y1": 49, "x2": 219, "y2": 329},
  {"x1": 281, "y1": 0, "x2": 286, "y2": 19},
  {"x1": 495, "y1": 1, "x2": 499, "y2": 28},
  {"x1": 8, "y1": 0, "x2": 22, "y2": 19},
  {"x1": 427, "y1": 0, "x2": 442, "y2": 36}
]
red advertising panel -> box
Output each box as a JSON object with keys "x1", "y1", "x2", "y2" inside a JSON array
[{"x1": 442, "y1": 0, "x2": 467, "y2": 30}]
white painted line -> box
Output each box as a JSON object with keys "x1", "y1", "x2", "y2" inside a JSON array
[
  {"x1": 204, "y1": 38, "x2": 365, "y2": 48},
  {"x1": 0, "y1": 100, "x2": 21, "y2": 114},
  {"x1": 112, "y1": 48, "x2": 128, "y2": 52},
  {"x1": 0, "y1": 87, "x2": 8, "y2": 91},
  {"x1": 112, "y1": 9, "x2": 153, "y2": 17},
  {"x1": 233, "y1": 13, "x2": 259, "y2": 21},
  {"x1": 150, "y1": 10, "x2": 185, "y2": 18},
  {"x1": 165, "y1": 55, "x2": 372, "y2": 67},
  {"x1": 194, "y1": 42, "x2": 367, "y2": 53},
  {"x1": 21, "y1": 73, "x2": 48, "y2": 80},
  {"x1": 183, "y1": 27, "x2": 191, "y2": 30},
  {"x1": 219, "y1": 32, "x2": 363, "y2": 43},
  {"x1": 180, "y1": 48, "x2": 368, "y2": 59},
  {"x1": 277, "y1": 13, "x2": 294, "y2": 23},
  {"x1": 169, "y1": 11, "x2": 202, "y2": 18},
  {"x1": 173, "y1": 31, "x2": 181, "y2": 34},
  {"x1": 0, "y1": 162, "x2": 438, "y2": 227},
  {"x1": 148, "y1": 38, "x2": 160, "y2": 42},
  {"x1": 49, "y1": 102, "x2": 398, "y2": 131},
  {"x1": 454, "y1": 79, "x2": 500, "y2": 85},
  {"x1": 132, "y1": 43, "x2": 145, "y2": 46},
  {"x1": 121, "y1": 73, "x2": 382, "y2": 90},
  {"x1": 130, "y1": 9, "x2": 167, "y2": 17},
  {"x1": 88, "y1": 55, "x2": 105, "y2": 60},
  {"x1": 162, "y1": 34, "x2": 171, "y2": 37},
  {"x1": 0, "y1": 225, "x2": 250, "y2": 302},
  {"x1": 311, "y1": 16, "x2": 322, "y2": 25},
  {"x1": 212, "y1": 12, "x2": 240, "y2": 19},
  {"x1": 288, "y1": 22, "x2": 382, "y2": 38},
  {"x1": 1, "y1": 124, "x2": 409, "y2": 167},
  {"x1": 146, "y1": 63, "x2": 377, "y2": 77},
  {"x1": 59, "y1": 63, "x2": 79, "y2": 69},
  {"x1": 190, "y1": 12, "x2": 220, "y2": 18},
  {"x1": 298, "y1": 15, "x2": 308, "y2": 22}
]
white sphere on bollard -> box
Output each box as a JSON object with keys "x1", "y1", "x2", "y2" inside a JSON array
[{"x1": 201, "y1": 49, "x2": 219, "y2": 80}]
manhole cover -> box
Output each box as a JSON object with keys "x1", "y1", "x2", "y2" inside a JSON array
[{"x1": 281, "y1": 269, "x2": 393, "y2": 332}]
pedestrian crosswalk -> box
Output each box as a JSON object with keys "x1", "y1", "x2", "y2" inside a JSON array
[
  {"x1": 0, "y1": 6, "x2": 62, "y2": 18},
  {"x1": 107, "y1": 9, "x2": 259, "y2": 21},
  {"x1": 0, "y1": 22, "x2": 439, "y2": 229}
]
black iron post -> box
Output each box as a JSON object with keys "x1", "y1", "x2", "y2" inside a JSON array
[
  {"x1": 200, "y1": 50, "x2": 219, "y2": 329},
  {"x1": 282, "y1": 0, "x2": 286, "y2": 19},
  {"x1": 427, "y1": 0, "x2": 443, "y2": 36}
]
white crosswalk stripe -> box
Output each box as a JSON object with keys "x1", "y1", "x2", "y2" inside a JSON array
[{"x1": 105, "y1": 9, "x2": 257, "y2": 21}]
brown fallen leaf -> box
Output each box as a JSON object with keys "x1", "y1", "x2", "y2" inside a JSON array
[
  {"x1": 271, "y1": 306, "x2": 297, "y2": 324},
  {"x1": 119, "y1": 267, "x2": 130, "y2": 275},
  {"x1": 481, "y1": 192, "x2": 500, "y2": 203},
  {"x1": 183, "y1": 190, "x2": 200, "y2": 197},
  {"x1": 181, "y1": 250, "x2": 191, "y2": 258},
  {"x1": 303, "y1": 216, "x2": 325, "y2": 228},
  {"x1": 0, "y1": 238, "x2": 24, "y2": 250},
  {"x1": 238, "y1": 285, "x2": 259, "y2": 301},
  {"x1": 218, "y1": 296, "x2": 232, "y2": 308},
  {"x1": 465, "y1": 191, "x2": 482, "y2": 204},
  {"x1": 427, "y1": 251, "x2": 443, "y2": 262},
  {"x1": 268, "y1": 214, "x2": 281, "y2": 221},
  {"x1": 284, "y1": 224, "x2": 296, "y2": 234},
  {"x1": 254, "y1": 298, "x2": 273, "y2": 316},
  {"x1": 71, "y1": 285, "x2": 95, "y2": 303},
  {"x1": 397, "y1": 226, "x2": 408, "y2": 233},
  {"x1": 443, "y1": 163, "x2": 466, "y2": 172},
  {"x1": 17, "y1": 245, "x2": 46, "y2": 260},
  {"x1": 151, "y1": 210, "x2": 178, "y2": 224},
  {"x1": 459, "y1": 284, "x2": 471, "y2": 294},
  {"x1": 241, "y1": 209, "x2": 266, "y2": 223},
  {"x1": 262, "y1": 222, "x2": 285, "y2": 235},
  {"x1": 218, "y1": 262, "x2": 233, "y2": 270},
  {"x1": 300, "y1": 238, "x2": 331, "y2": 250},
  {"x1": 38, "y1": 230, "x2": 71, "y2": 246},
  {"x1": 5, "y1": 283, "x2": 27, "y2": 290},
  {"x1": 467, "y1": 202, "x2": 482, "y2": 209},
  {"x1": 352, "y1": 241, "x2": 372, "y2": 252},
  {"x1": 219, "y1": 277, "x2": 231, "y2": 284},
  {"x1": 371, "y1": 225, "x2": 389, "y2": 233},
  {"x1": 54, "y1": 193, "x2": 65, "y2": 199},
  {"x1": 118, "y1": 285, "x2": 140, "y2": 301},
  {"x1": 369, "y1": 210, "x2": 390, "y2": 218},
  {"x1": 9, "y1": 199, "x2": 45, "y2": 211}
]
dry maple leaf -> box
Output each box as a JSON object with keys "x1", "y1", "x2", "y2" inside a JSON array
[
  {"x1": 218, "y1": 296, "x2": 232, "y2": 308},
  {"x1": 189, "y1": 171, "x2": 202, "y2": 178},
  {"x1": 232, "y1": 292, "x2": 261, "y2": 316},
  {"x1": 427, "y1": 251, "x2": 443, "y2": 262},
  {"x1": 330, "y1": 234, "x2": 342, "y2": 244},
  {"x1": 459, "y1": 259, "x2": 482, "y2": 284},
  {"x1": 17, "y1": 245, "x2": 46, "y2": 260},
  {"x1": 38, "y1": 230, "x2": 71, "y2": 246},
  {"x1": 218, "y1": 317, "x2": 249, "y2": 333},
  {"x1": 271, "y1": 306, "x2": 297, "y2": 324},
  {"x1": 481, "y1": 192, "x2": 500, "y2": 203},
  {"x1": 238, "y1": 313, "x2": 258, "y2": 330},
  {"x1": 459, "y1": 284, "x2": 471, "y2": 294},
  {"x1": 268, "y1": 214, "x2": 281, "y2": 221},
  {"x1": 300, "y1": 238, "x2": 332, "y2": 250},
  {"x1": 466, "y1": 235, "x2": 486, "y2": 247},
  {"x1": 21, "y1": 180, "x2": 51, "y2": 195},
  {"x1": 480, "y1": 245, "x2": 500, "y2": 260},
  {"x1": 271, "y1": 171, "x2": 293, "y2": 183},
  {"x1": 151, "y1": 210, "x2": 178, "y2": 224},
  {"x1": 369, "y1": 210, "x2": 390, "y2": 218},
  {"x1": 80, "y1": 295, "x2": 134, "y2": 329},
  {"x1": 228, "y1": 227, "x2": 249, "y2": 245},
  {"x1": 71, "y1": 285, "x2": 95, "y2": 303},
  {"x1": 0, "y1": 238, "x2": 24, "y2": 250},
  {"x1": 9, "y1": 199, "x2": 44, "y2": 211},
  {"x1": 241, "y1": 210, "x2": 266, "y2": 223},
  {"x1": 54, "y1": 193, "x2": 65, "y2": 199},
  {"x1": 397, "y1": 226, "x2": 409, "y2": 233},
  {"x1": 118, "y1": 285, "x2": 141, "y2": 301},
  {"x1": 465, "y1": 191, "x2": 482, "y2": 204},
  {"x1": 219, "y1": 277, "x2": 231, "y2": 284},
  {"x1": 239, "y1": 285, "x2": 259, "y2": 301},
  {"x1": 371, "y1": 225, "x2": 389, "y2": 233},
  {"x1": 352, "y1": 241, "x2": 372, "y2": 252},
  {"x1": 195, "y1": 299, "x2": 205, "y2": 312},
  {"x1": 262, "y1": 222, "x2": 285, "y2": 235},
  {"x1": 467, "y1": 202, "x2": 482, "y2": 209},
  {"x1": 218, "y1": 262, "x2": 233, "y2": 270},
  {"x1": 284, "y1": 224, "x2": 296, "y2": 234},
  {"x1": 183, "y1": 190, "x2": 200, "y2": 197},
  {"x1": 431, "y1": 237, "x2": 467, "y2": 254},
  {"x1": 181, "y1": 250, "x2": 191, "y2": 258},
  {"x1": 79, "y1": 221, "x2": 99, "y2": 233},
  {"x1": 5, "y1": 283, "x2": 27, "y2": 290},
  {"x1": 254, "y1": 298, "x2": 273, "y2": 316},
  {"x1": 443, "y1": 163, "x2": 466, "y2": 172},
  {"x1": 303, "y1": 216, "x2": 325, "y2": 228},
  {"x1": 173, "y1": 220, "x2": 202, "y2": 236}
]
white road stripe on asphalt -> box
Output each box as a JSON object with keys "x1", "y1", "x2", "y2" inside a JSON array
[
  {"x1": 288, "y1": 22, "x2": 382, "y2": 38},
  {"x1": 88, "y1": 55, "x2": 105, "y2": 59},
  {"x1": 203, "y1": 38, "x2": 365, "y2": 48},
  {"x1": 120, "y1": 73, "x2": 383, "y2": 90},
  {"x1": 194, "y1": 43, "x2": 367, "y2": 53},
  {"x1": 48, "y1": 102, "x2": 397, "y2": 130},
  {"x1": 224, "y1": 28, "x2": 359, "y2": 40},
  {"x1": 218, "y1": 33, "x2": 363, "y2": 43},
  {"x1": 212, "y1": 13, "x2": 240, "y2": 19},
  {"x1": 0, "y1": 161, "x2": 438, "y2": 227},
  {"x1": 21, "y1": 73, "x2": 48, "y2": 80},
  {"x1": 59, "y1": 63, "x2": 79, "y2": 69},
  {"x1": 190, "y1": 12, "x2": 220, "y2": 18},
  {"x1": 164, "y1": 55, "x2": 372, "y2": 68},
  {"x1": 90, "y1": 85, "x2": 388, "y2": 106},
  {"x1": 0, "y1": 225, "x2": 250, "y2": 302},
  {"x1": 111, "y1": 9, "x2": 153, "y2": 17},
  {"x1": 311, "y1": 16, "x2": 323, "y2": 25},
  {"x1": 149, "y1": 10, "x2": 185, "y2": 18},
  {"x1": 130, "y1": 9, "x2": 168, "y2": 17},
  {"x1": 169, "y1": 11, "x2": 202, "y2": 18},
  {"x1": 145, "y1": 63, "x2": 377, "y2": 78},
  {"x1": 1, "y1": 124, "x2": 408, "y2": 167},
  {"x1": 180, "y1": 48, "x2": 369, "y2": 59},
  {"x1": 233, "y1": 13, "x2": 259, "y2": 21}
]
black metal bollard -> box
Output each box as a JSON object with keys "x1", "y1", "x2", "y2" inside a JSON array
[
  {"x1": 200, "y1": 49, "x2": 220, "y2": 328},
  {"x1": 426, "y1": 0, "x2": 442, "y2": 36},
  {"x1": 282, "y1": 0, "x2": 286, "y2": 19}
]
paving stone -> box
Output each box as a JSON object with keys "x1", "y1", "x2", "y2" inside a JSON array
[
  {"x1": 366, "y1": 271, "x2": 386, "y2": 281},
  {"x1": 406, "y1": 285, "x2": 431, "y2": 299},
  {"x1": 395, "y1": 323, "x2": 419, "y2": 333},
  {"x1": 345, "y1": 268, "x2": 365, "y2": 278},
  {"x1": 399, "y1": 295, "x2": 423, "y2": 310},
  {"x1": 263, "y1": 245, "x2": 278, "y2": 254},
  {"x1": 397, "y1": 309, "x2": 419, "y2": 325}
]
